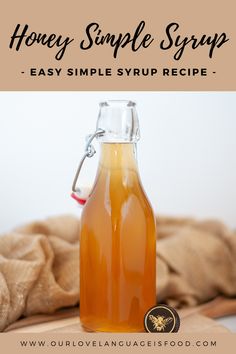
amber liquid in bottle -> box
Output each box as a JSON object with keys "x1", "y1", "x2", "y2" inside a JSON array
[{"x1": 80, "y1": 143, "x2": 156, "y2": 332}]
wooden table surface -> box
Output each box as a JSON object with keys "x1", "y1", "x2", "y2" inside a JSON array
[{"x1": 4, "y1": 307, "x2": 230, "y2": 333}]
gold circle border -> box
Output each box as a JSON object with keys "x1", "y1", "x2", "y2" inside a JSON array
[{"x1": 144, "y1": 305, "x2": 177, "y2": 333}]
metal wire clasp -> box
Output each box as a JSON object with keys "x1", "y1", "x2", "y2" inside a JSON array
[{"x1": 71, "y1": 129, "x2": 105, "y2": 193}]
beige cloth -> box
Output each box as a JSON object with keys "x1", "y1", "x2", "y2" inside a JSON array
[{"x1": 0, "y1": 215, "x2": 236, "y2": 331}]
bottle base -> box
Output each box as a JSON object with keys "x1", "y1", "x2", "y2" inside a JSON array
[{"x1": 81, "y1": 320, "x2": 145, "y2": 333}]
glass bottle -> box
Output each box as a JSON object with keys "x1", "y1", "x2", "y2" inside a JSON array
[{"x1": 79, "y1": 100, "x2": 156, "y2": 332}]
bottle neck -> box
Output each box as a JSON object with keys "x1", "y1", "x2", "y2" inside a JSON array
[{"x1": 98, "y1": 143, "x2": 138, "y2": 171}]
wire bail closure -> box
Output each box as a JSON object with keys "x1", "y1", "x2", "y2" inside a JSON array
[{"x1": 71, "y1": 129, "x2": 105, "y2": 195}]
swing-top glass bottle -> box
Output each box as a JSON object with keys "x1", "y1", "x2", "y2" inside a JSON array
[{"x1": 77, "y1": 100, "x2": 156, "y2": 332}]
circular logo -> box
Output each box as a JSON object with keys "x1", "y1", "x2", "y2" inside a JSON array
[{"x1": 144, "y1": 304, "x2": 180, "y2": 333}]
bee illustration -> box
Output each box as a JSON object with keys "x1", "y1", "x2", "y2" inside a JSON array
[{"x1": 149, "y1": 314, "x2": 173, "y2": 332}]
